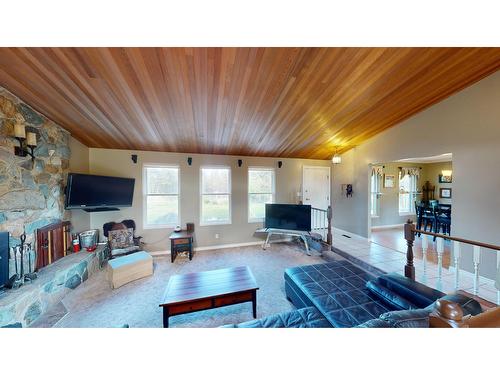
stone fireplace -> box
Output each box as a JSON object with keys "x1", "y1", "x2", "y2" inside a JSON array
[{"x1": 0, "y1": 86, "x2": 72, "y2": 273}]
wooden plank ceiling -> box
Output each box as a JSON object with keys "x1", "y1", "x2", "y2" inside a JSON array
[{"x1": 0, "y1": 48, "x2": 499, "y2": 159}]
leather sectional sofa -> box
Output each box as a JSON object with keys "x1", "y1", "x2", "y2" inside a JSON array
[{"x1": 225, "y1": 259, "x2": 482, "y2": 328}]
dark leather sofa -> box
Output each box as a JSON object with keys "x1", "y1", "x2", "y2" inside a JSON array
[
  {"x1": 224, "y1": 259, "x2": 482, "y2": 328},
  {"x1": 284, "y1": 259, "x2": 446, "y2": 327}
]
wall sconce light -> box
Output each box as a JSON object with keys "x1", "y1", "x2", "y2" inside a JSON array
[
  {"x1": 13, "y1": 122, "x2": 37, "y2": 161},
  {"x1": 441, "y1": 170, "x2": 452, "y2": 177},
  {"x1": 237, "y1": 159, "x2": 243, "y2": 167},
  {"x1": 187, "y1": 157, "x2": 192, "y2": 166},
  {"x1": 131, "y1": 154, "x2": 138, "y2": 164},
  {"x1": 278, "y1": 161, "x2": 283, "y2": 168}
]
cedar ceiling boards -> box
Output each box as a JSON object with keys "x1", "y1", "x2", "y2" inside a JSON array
[{"x1": 0, "y1": 48, "x2": 499, "y2": 159}]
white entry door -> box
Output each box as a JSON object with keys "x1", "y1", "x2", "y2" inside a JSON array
[{"x1": 302, "y1": 166, "x2": 330, "y2": 210}]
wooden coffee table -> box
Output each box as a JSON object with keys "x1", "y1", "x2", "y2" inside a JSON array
[{"x1": 159, "y1": 266, "x2": 259, "y2": 328}]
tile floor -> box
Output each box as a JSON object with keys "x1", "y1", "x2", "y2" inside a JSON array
[{"x1": 331, "y1": 227, "x2": 499, "y2": 305}]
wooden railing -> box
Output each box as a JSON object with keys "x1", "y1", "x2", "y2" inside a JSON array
[
  {"x1": 311, "y1": 206, "x2": 333, "y2": 245},
  {"x1": 404, "y1": 220, "x2": 500, "y2": 305}
]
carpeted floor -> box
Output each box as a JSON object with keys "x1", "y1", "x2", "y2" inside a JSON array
[{"x1": 50, "y1": 242, "x2": 340, "y2": 328}]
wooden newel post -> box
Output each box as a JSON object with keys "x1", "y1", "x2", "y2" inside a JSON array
[
  {"x1": 404, "y1": 220, "x2": 416, "y2": 280},
  {"x1": 326, "y1": 205, "x2": 333, "y2": 245}
]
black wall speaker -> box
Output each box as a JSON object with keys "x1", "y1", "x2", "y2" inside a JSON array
[
  {"x1": 0, "y1": 232, "x2": 9, "y2": 288},
  {"x1": 131, "y1": 154, "x2": 138, "y2": 164}
]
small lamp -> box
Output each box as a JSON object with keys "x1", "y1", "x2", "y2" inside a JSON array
[
  {"x1": 442, "y1": 170, "x2": 452, "y2": 177},
  {"x1": 13, "y1": 121, "x2": 37, "y2": 161}
]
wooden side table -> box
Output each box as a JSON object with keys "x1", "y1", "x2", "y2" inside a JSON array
[{"x1": 169, "y1": 230, "x2": 194, "y2": 263}]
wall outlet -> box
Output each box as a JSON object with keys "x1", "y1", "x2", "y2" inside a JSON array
[{"x1": 215, "y1": 233, "x2": 219, "y2": 239}]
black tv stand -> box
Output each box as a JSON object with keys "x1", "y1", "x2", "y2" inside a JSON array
[
  {"x1": 83, "y1": 207, "x2": 120, "y2": 213},
  {"x1": 257, "y1": 228, "x2": 313, "y2": 256}
]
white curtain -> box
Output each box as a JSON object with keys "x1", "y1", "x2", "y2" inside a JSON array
[
  {"x1": 371, "y1": 165, "x2": 384, "y2": 176},
  {"x1": 399, "y1": 167, "x2": 420, "y2": 178}
]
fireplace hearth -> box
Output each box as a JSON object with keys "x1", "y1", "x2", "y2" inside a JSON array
[{"x1": 0, "y1": 244, "x2": 108, "y2": 327}]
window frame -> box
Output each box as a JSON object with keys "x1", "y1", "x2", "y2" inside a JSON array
[
  {"x1": 142, "y1": 163, "x2": 181, "y2": 229},
  {"x1": 398, "y1": 172, "x2": 418, "y2": 216},
  {"x1": 370, "y1": 172, "x2": 381, "y2": 218},
  {"x1": 199, "y1": 165, "x2": 232, "y2": 226},
  {"x1": 247, "y1": 167, "x2": 276, "y2": 223}
]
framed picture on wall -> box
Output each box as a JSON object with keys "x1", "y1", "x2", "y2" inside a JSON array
[
  {"x1": 440, "y1": 188, "x2": 452, "y2": 198},
  {"x1": 438, "y1": 174, "x2": 452, "y2": 183},
  {"x1": 384, "y1": 174, "x2": 395, "y2": 188}
]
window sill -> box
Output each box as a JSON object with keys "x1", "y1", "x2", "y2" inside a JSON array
[
  {"x1": 248, "y1": 218, "x2": 264, "y2": 224},
  {"x1": 143, "y1": 224, "x2": 178, "y2": 230},
  {"x1": 398, "y1": 212, "x2": 416, "y2": 217},
  {"x1": 200, "y1": 221, "x2": 232, "y2": 227}
]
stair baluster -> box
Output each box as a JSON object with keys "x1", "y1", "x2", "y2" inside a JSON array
[
  {"x1": 473, "y1": 245, "x2": 481, "y2": 296},
  {"x1": 453, "y1": 241, "x2": 461, "y2": 291}
]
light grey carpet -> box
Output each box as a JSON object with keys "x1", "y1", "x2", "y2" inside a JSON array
[{"x1": 51, "y1": 242, "x2": 341, "y2": 328}]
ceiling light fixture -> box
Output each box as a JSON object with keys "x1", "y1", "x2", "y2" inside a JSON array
[{"x1": 331, "y1": 148, "x2": 342, "y2": 164}]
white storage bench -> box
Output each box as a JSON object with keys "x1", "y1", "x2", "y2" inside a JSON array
[{"x1": 107, "y1": 251, "x2": 153, "y2": 289}]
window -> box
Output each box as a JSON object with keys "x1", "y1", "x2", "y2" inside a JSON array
[
  {"x1": 370, "y1": 173, "x2": 381, "y2": 217},
  {"x1": 248, "y1": 168, "x2": 275, "y2": 222},
  {"x1": 399, "y1": 172, "x2": 418, "y2": 214},
  {"x1": 143, "y1": 165, "x2": 180, "y2": 228},
  {"x1": 200, "y1": 167, "x2": 231, "y2": 225}
]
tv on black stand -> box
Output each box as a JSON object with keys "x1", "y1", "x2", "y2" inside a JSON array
[{"x1": 262, "y1": 204, "x2": 313, "y2": 255}]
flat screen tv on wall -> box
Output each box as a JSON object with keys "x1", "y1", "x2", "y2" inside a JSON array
[
  {"x1": 264, "y1": 204, "x2": 311, "y2": 232},
  {"x1": 65, "y1": 173, "x2": 135, "y2": 212}
]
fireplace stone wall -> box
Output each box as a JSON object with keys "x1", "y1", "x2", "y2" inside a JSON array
[{"x1": 0, "y1": 86, "x2": 71, "y2": 277}]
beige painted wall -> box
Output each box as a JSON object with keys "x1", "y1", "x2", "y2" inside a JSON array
[
  {"x1": 87, "y1": 148, "x2": 332, "y2": 252},
  {"x1": 371, "y1": 161, "x2": 453, "y2": 227},
  {"x1": 333, "y1": 71, "x2": 500, "y2": 278},
  {"x1": 420, "y1": 161, "x2": 453, "y2": 205},
  {"x1": 370, "y1": 162, "x2": 423, "y2": 227},
  {"x1": 68, "y1": 136, "x2": 90, "y2": 233}
]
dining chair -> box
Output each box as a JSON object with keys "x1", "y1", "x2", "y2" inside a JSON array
[
  {"x1": 416, "y1": 201, "x2": 435, "y2": 236},
  {"x1": 434, "y1": 205, "x2": 451, "y2": 238}
]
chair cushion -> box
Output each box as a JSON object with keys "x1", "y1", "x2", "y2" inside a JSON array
[
  {"x1": 108, "y1": 228, "x2": 134, "y2": 250},
  {"x1": 222, "y1": 306, "x2": 332, "y2": 328},
  {"x1": 111, "y1": 245, "x2": 140, "y2": 257}
]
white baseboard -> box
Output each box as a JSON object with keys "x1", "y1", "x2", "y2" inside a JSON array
[
  {"x1": 195, "y1": 241, "x2": 265, "y2": 251},
  {"x1": 148, "y1": 238, "x2": 292, "y2": 256},
  {"x1": 371, "y1": 223, "x2": 405, "y2": 231}
]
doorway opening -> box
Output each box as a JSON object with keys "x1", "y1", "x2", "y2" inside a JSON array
[{"x1": 369, "y1": 153, "x2": 453, "y2": 268}]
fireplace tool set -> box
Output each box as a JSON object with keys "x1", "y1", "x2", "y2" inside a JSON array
[{"x1": 6, "y1": 232, "x2": 37, "y2": 289}]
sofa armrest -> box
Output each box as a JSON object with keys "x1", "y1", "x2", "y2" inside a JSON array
[
  {"x1": 376, "y1": 273, "x2": 446, "y2": 308},
  {"x1": 366, "y1": 280, "x2": 419, "y2": 311}
]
